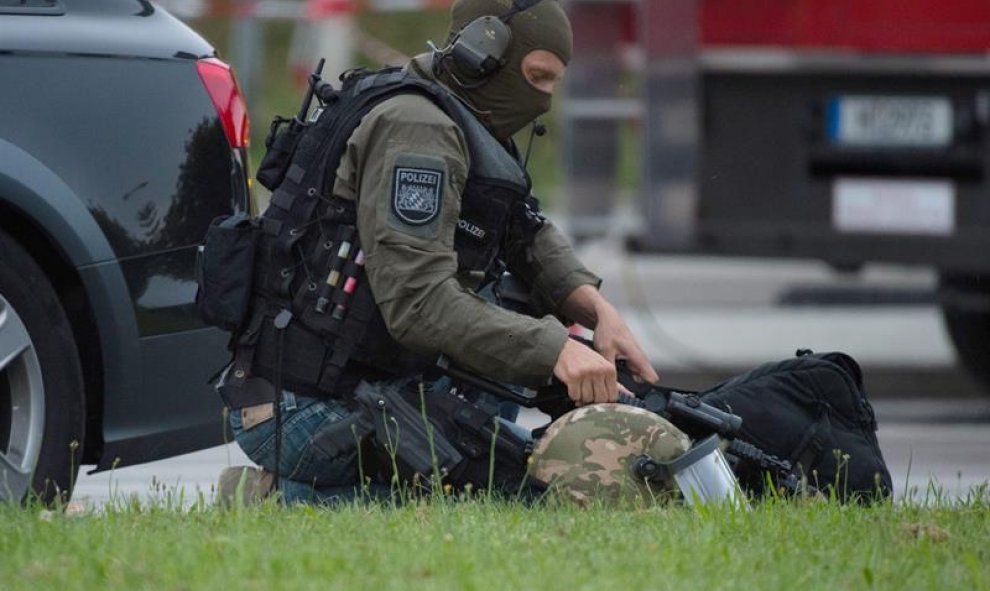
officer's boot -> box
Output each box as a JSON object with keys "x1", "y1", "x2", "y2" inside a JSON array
[{"x1": 217, "y1": 466, "x2": 275, "y2": 507}]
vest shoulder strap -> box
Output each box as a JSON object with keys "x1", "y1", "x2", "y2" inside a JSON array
[{"x1": 266, "y1": 70, "x2": 466, "y2": 222}]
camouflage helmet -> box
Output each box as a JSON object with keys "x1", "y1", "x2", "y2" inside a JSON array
[{"x1": 529, "y1": 403, "x2": 691, "y2": 505}]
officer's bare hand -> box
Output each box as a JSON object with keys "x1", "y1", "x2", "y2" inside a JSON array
[
  {"x1": 560, "y1": 285, "x2": 660, "y2": 384},
  {"x1": 592, "y1": 302, "x2": 660, "y2": 384},
  {"x1": 553, "y1": 338, "x2": 618, "y2": 405}
]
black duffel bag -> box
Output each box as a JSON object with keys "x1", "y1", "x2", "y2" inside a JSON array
[{"x1": 700, "y1": 350, "x2": 892, "y2": 502}]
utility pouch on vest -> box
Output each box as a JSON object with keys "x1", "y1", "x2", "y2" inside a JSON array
[
  {"x1": 196, "y1": 212, "x2": 259, "y2": 332},
  {"x1": 257, "y1": 116, "x2": 306, "y2": 191}
]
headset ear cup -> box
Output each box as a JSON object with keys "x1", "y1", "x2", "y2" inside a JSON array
[{"x1": 450, "y1": 16, "x2": 512, "y2": 76}]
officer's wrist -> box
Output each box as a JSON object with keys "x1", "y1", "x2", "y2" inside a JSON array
[{"x1": 559, "y1": 284, "x2": 600, "y2": 328}]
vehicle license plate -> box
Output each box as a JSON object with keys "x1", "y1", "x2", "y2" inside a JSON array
[
  {"x1": 827, "y1": 95, "x2": 953, "y2": 147},
  {"x1": 832, "y1": 177, "x2": 954, "y2": 236}
]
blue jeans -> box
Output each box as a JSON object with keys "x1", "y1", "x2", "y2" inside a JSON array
[
  {"x1": 228, "y1": 389, "x2": 375, "y2": 504},
  {"x1": 229, "y1": 376, "x2": 530, "y2": 505}
]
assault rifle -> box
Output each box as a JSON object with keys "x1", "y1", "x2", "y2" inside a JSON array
[{"x1": 436, "y1": 357, "x2": 803, "y2": 495}]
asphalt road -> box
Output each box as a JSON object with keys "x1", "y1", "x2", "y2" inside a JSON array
[{"x1": 72, "y1": 246, "x2": 990, "y2": 506}]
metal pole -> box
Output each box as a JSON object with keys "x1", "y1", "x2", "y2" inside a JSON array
[
  {"x1": 562, "y1": 0, "x2": 630, "y2": 242},
  {"x1": 638, "y1": 0, "x2": 701, "y2": 250},
  {"x1": 231, "y1": 0, "x2": 264, "y2": 127}
]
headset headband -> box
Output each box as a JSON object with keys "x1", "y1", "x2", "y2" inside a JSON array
[{"x1": 499, "y1": 0, "x2": 545, "y2": 22}]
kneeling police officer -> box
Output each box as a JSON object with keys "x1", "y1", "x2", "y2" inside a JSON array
[{"x1": 214, "y1": 0, "x2": 672, "y2": 505}]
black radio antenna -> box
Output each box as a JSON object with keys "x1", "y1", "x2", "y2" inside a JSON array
[{"x1": 294, "y1": 58, "x2": 326, "y2": 125}]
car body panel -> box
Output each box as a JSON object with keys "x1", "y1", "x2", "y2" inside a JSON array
[
  {"x1": 0, "y1": 54, "x2": 237, "y2": 260},
  {"x1": 0, "y1": 139, "x2": 116, "y2": 266},
  {"x1": 0, "y1": 0, "x2": 246, "y2": 470},
  {"x1": 0, "y1": 1, "x2": 213, "y2": 60},
  {"x1": 95, "y1": 327, "x2": 229, "y2": 471},
  {"x1": 120, "y1": 247, "x2": 204, "y2": 336}
]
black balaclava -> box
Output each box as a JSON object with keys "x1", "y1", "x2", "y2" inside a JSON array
[{"x1": 436, "y1": 0, "x2": 573, "y2": 140}]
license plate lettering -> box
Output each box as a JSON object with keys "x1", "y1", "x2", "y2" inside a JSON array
[{"x1": 828, "y1": 96, "x2": 953, "y2": 147}]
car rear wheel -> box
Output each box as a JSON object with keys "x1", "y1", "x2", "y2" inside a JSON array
[
  {"x1": 0, "y1": 229, "x2": 85, "y2": 504},
  {"x1": 939, "y1": 273, "x2": 990, "y2": 396}
]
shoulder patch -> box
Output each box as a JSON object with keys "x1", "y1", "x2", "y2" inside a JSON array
[{"x1": 392, "y1": 165, "x2": 444, "y2": 226}]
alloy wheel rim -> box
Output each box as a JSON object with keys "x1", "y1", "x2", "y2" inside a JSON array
[{"x1": 0, "y1": 293, "x2": 45, "y2": 502}]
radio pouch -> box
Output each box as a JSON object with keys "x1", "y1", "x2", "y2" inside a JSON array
[
  {"x1": 256, "y1": 116, "x2": 306, "y2": 191},
  {"x1": 195, "y1": 212, "x2": 259, "y2": 332}
]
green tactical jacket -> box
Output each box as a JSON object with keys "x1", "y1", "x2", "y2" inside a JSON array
[{"x1": 329, "y1": 55, "x2": 601, "y2": 387}]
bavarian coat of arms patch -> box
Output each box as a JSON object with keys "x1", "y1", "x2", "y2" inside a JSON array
[{"x1": 392, "y1": 166, "x2": 443, "y2": 226}]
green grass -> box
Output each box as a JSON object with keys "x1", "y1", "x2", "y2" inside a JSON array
[{"x1": 3, "y1": 494, "x2": 988, "y2": 591}]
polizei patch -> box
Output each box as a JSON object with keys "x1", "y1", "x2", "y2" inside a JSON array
[{"x1": 392, "y1": 166, "x2": 443, "y2": 226}]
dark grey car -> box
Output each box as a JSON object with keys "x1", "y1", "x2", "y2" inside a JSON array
[{"x1": 0, "y1": 0, "x2": 249, "y2": 502}]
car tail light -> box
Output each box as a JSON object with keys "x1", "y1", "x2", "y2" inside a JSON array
[{"x1": 196, "y1": 57, "x2": 250, "y2": 149}]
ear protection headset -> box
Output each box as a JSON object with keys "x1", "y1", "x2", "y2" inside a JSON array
[{"x1": 437, "y1": 0, "x2": 547, "y2": 79}]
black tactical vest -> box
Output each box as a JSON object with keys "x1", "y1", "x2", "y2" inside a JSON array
[{"x1": 220, "y1": 68, "x2": 542, "y2": 407}]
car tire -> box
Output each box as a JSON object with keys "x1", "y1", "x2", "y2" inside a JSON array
[
  {"x1": 0, "y1": 228, "x2": 85, "y2": 504},
  {"x1": 939, "y1": 273, "x2": 990, "y2": 395}
]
